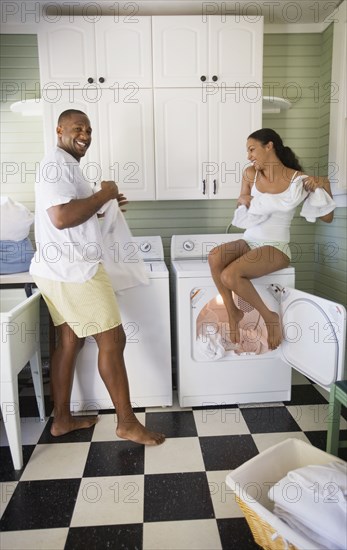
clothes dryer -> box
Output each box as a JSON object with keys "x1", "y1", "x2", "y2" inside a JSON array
[
  {"x1": 171, "y1": 234, "x2": 346, "y2": 407},
  {"x1": 71, "y1": 236, "x2": 172, "y2": 411}
]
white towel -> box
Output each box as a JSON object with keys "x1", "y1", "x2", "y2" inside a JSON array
[
  {"x1": 300, "y1": 187, "x2": 337, "y2": 222},
  {"x1": 100, "y1": 200, "x2": 149, "y2": 293},
  {"x1": 232, "y1": 182, "x2": 336, "y2": 229},
  {"x1": 0, "y1": 195, "x2": 34, "y2": 241},
  {"x1": 268, "y1": 461, "x2": 347, "y2": 549}
]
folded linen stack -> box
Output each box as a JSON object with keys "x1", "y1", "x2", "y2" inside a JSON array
[{"x1": 268, "y1": 461, "x2": 347, "y2": 550}]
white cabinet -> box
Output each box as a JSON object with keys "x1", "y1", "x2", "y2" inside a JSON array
[
  {"x1": 152, "y1": 16, "x2": 263, "y2": 87},
  {"x1": 38, "y1": 17, "x2": 152, "y2": 89},
  {"x1": 42, "y1": 89, "x2": 155, "y2": 200},
  {"x1": 155, "y1": 88, "x2": 261, "y2": 199},
  {"x1": 154, "y1": 89, "x2": 208, "y2": 199},
  {"x1": 38, "y1": 14, "x2": 264, "y2": 201}
]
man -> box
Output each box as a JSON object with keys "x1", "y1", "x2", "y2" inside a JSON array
[{"x1": 30, "y1": 109, "x2": 165, "y2": 445}]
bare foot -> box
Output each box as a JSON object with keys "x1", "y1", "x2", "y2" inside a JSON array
[
  {"x1": 227, "y1": 309, "x2": 244, "y2": 344},
  {"x1": 51, "y1": 415, "x2": 98, "y2": 437},
  {"x1": 265, "y1": 312, "x2": 282, "y2": 350},
  {"x1": 116, "y1": 416, "x2": 165, "y2": 446}
]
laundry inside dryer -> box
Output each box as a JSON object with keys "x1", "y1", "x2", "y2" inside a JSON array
[{"x1": 195, "y1": 292, "x2": 270, "y2": 359}]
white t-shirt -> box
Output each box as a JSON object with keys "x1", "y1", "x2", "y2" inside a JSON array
[{"x1": 30, "y1": 147, "x2": 104, "y2": 282}]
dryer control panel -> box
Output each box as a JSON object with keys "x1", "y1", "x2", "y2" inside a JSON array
[
  {"x1": 171, "y1": 234, "x2": 243, "y2": 261},
  {"x1": 133, "y1": 236, "x2": 164, "y2": 262}
]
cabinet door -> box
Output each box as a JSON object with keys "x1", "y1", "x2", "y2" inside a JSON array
[
  {"x1": 208, "y1": 90, "x2": 262, "y2": 199},
  {"x1": 209, "y1": 17, "x2": 263, "y2": 87},
  {"x1": 154, "y1": 89, "x2": 208, "y2": 199},
  {"x1": 38, "y1": 18, "x2": 97, "y2": 89},
  {"x1": 95, "y1": 17, "x2": 152, "y2": 88},
  {"x1": 41, "y1": 90, "x2": 100, "y2": 183},
  {"x1": 98, "y1": 89, "x2": 155, "y2": 200},
  {"x1": 152, "y1": 16, "x2": 208, "y2": 87}
]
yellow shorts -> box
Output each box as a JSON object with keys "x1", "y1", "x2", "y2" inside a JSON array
[{"x1": 32, "y1": 264, "x2": 122, "y2": 338}]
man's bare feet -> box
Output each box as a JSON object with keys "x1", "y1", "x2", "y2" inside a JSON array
[
  {"x1": 116, "y1": 416, "x2": 165, "y2": 446},
  {"x1": 51, "y1": 415, "x2": 98, "y2": 437},
  {"x1": 227, "y1": 309, "x2": 244, "y2": 344},
  {"x1": 265, "y1": 311, "x2": 282, "y2": 350}
]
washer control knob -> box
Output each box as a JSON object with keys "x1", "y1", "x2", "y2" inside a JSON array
[
  {"x1": 183, "y1": 240, "x2": 194, "y2": 252},
  {"x1": 140, "y1": 242, "x2": 151, "y2": 253}
]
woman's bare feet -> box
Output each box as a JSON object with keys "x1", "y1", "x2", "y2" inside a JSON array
[
  {"x1": 265, "y1": 311, "x2": 282, "y2": 350},
  {"x1": 116, "y1": 415, "x2": 165, "y2": 446},
  {"x1": 51, "y1": 415, "x2": 98, "y2": 437},
  {"x1": 228, "y1": 309, "x2": 244, "y2": 344}
]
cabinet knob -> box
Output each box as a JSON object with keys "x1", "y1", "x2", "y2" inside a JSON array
[
  {"x1": 213, "y1": 179, "x2": 217, "y2": 194},
  {"x1": 212, "y1": 75, "x2": 218, "y2": 82},
  {"x1": 200, "y1": 76, "x2": 207, "y2": 82},
  {"x1": 87, "y1": 77, "x2": 94, "y2": 84},
  {"x1": 99, "y1": 77, "x2": 105, "y2": 83},
  {"x1": 202, "y1": 179, "x2": 206, "y2": 194}
]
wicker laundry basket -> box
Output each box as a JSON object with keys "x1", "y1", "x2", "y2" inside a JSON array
[{"x1": 226, "y1": 438, "x2": 341, "y2": 550}]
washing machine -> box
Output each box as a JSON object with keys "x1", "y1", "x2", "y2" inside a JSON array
[
  {"x1": 171, "y1": 234, "x2": 346, "y2": 407},
  {"x1": 71, "y1": 236, "x2": 172, "y2": 411}
]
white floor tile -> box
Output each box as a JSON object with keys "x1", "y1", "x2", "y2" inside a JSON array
[
  {"x1": 20, "y1": 443, "x2": 90, "y2": 481},
  {"x1": 70, "y1": 475, "x2": 144, "y2": 527},
  {"x1": 91, "y1": 412, "x2": 146, "y2": 442},
  {"x1": 143, "y1": 519, "x2": 222, "y2": 550},
  {"x1": 193, "y1": 408, "x2": 250, "y2": 437},
  {"x1": 145, "y1": 437, "x2": 205, "y2": 474},
  {"x1": 252, "y1": 432, "x2": 311, "y2": 454},
  {"x1": 0, "y1": 528, "x2": 68, "y2": 550},
  {"x1": 287, "y1": 404, "x2": 347, "y2": 432},
  {"x1": 206, "y1": 470, "x2": 243, "y2": 519}
]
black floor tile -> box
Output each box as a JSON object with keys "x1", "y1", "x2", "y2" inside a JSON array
[
  {"x1": 144, "y1": 472, "x2": 214, "y2": 522},
  {"x1": 284, "y1": 384, "x2": 328, "y2": 406},
  {"x1": 19, "y1": 395, "x2": 53, "y2": 418},
  {"x1": 199, "y1": 435, "x2": 259, "y2": 470},
  {"x1": 38, "y1": 417, "x2": 96, "y2": 444},
  {"x1": 145, "y1": 411, "x2": 197, "y2": 438},
  {"x1": 0, "y1": 444, "x2": 35, "y2": 482},
  {"x1": 305, "y1": 430, "x2": 347, "y2": 461},
  {"x1": 241, "y1": 406, "x2": 301, "y2": 433},
  {"x1": 83, "y1": 441, "x2": 144, "y2": 477},
  {"x1": 0, "y1": 479, "x2": 80, "y2": 531},
  {"x1": 65, "y1": 523, "x2": 143, "y2": 550},
  {"x1": 217, "y1": 517, "x2": 261, "y2": 550}
]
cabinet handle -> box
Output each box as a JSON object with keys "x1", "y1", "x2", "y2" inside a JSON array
[
  {"x1": 202, "y1": 179, "x2": 206, "y2": 194},
  {"x1": 212, "y1": 75, "x2": 218, "y2": 82},
  {"x1": 98, "y1": 77, "x2": 105, "y2": 83},
  {"x1": 213, "y1": 179, "x2": 217, "y2": 194},
  {"x1": 87, "y1": 77, "x2": 94, "y2": 84},
  {"x1": 200, "y1": 76, "x2": 207, "y2": 82}
]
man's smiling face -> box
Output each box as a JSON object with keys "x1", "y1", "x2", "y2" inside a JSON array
[{"x1": 57, "y1": 113, "x2": 92, "y2": 161}]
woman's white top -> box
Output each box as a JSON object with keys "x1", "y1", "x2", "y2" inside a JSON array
[{"x1": 232, "y1": 173, "x2": 336, "y2": 245}]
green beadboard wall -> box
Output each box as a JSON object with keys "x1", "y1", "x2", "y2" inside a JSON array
[{"x1": 0, "y1": 29, "x2": 346, "y2": 308}]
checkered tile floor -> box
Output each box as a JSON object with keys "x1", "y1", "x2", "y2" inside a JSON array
[{"x1": 1, "y1": 370, "x2": 346, "y2": 550}]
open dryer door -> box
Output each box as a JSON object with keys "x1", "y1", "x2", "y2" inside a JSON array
[{"x1": 279, "y1": 288, "x2": 346, "y2": 388}]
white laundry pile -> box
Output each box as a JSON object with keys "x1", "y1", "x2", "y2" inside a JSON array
[
  {"x1": 268, "y1": 461, "x2": 347, "y2": 550},
  {"x1": 0, "y1": 195, "x2": 35, "y2": 274},
  {"x1": 196, "y1": 299, "x2": 269, "y2": 359},
  {"x1": 99, "y1": 200, "x2": 149, "y2": 293},
  {"x1": 232, "y1": 178, "x2": 336, "y2": 230}
]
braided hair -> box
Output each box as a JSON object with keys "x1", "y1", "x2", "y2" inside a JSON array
[{"x1": 248, "y1": 128, "x2": 303, "y2": 171}]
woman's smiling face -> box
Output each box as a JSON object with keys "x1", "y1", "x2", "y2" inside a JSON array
[
  {"x1": 57, "y1": 113, "x2": 92, "y2": 161},
  {"x1": 246, "y1": 137, "x2": 273, "y2": 171}
]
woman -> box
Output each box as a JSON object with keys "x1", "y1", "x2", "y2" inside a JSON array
[{"x1": 208, "y1": 128, "x2": 335, "y2": 351}]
